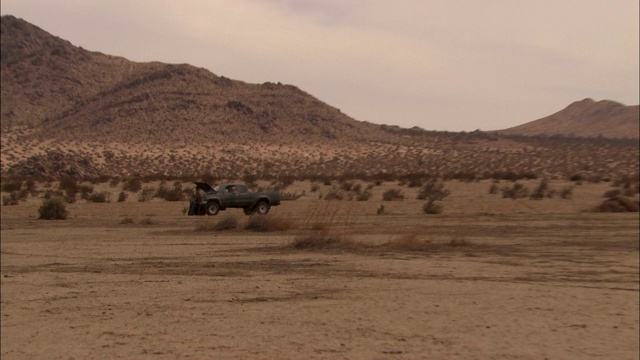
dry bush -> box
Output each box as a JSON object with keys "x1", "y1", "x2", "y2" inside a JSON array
[
  {"x1": 195, "y1": 216, "x2": 239, "y2": 231},
  {"x1": 501, "y1": 183, "x2": 529, "y2": 199},
  {"x1": 139, "y1": 217, "x2": 157, "y2": 225},
  {"x1": 38, "y1": 196, "x2": 68, "y2": 220},
  {"x1": 323, "y1": 189, "x2": 344, "y2": 200},
  {"x1": 597, "y1": 197, "x2": 639, "y2": 212},
  {"x1": 560, "y1": 186, "x2": 573, "y2": 199},
  {"x1": 245, "y1": 215, "x2": 295, "y2": 232},
  {"x1": 423, "y1": 202, "x2": 444, "y2": 214},
  {"x1": 291, "y1": 231, "x2": 362, "y2": 250},
  {"x1": 355, "y1": 191, "x2": 372, "y2": 201},
  {"x1": 88, "y1": 191, "x2": 110, "y2": 203},
  {"x1": 120, "y1": 216, "x2": 134, "y2": 224},
  {"x1": 382, "y1": 188, "x2": 405, "y2": 201},
  {"x1": 138, "y1": 186, "x2": 156, "y2": 202},
  {"x1": 382, "y1": 233, "x2": 432, "y2": 251},
  {"x1": 382, "y1": 233, "x2": 472, "y2": 252}
]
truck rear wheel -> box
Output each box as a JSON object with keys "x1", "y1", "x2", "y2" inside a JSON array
[{"x1": 255, "y1": 201, "x2": 270, "y2": 215}]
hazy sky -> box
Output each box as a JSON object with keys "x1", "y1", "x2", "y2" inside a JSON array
[{"x1": 1, "y1": 0, "x2": 638, "y2": 131}]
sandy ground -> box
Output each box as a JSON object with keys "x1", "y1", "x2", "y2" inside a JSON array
[{"x1": 1, "y1": 181, "x2": 638, "y2": 359}]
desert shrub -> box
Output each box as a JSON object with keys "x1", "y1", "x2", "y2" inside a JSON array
[
  {"x1": 38, "y1": 196, "x2": 68, "y2": 220},
  {"x1": 139, "y1": 217, "x2": 157, "y2": 225},
  {"x1": 488, "y1": 183, "x2": 499, "y2": 194},
  {"x1": 310, "y1": 183, "x2": 320, "y2": 192},
  {"x1": 281, "y1": 191, "x2": 303, "y2": 201},
  {"x1": 88, "y1": 191, "x2": 110, "y2": 203},
  {"x1": 340, "y1": 181, "x2": 354, "y2": 191},
  {"x1": 623, "y1": 187, "x2": 638, "y2": 197},
  {"x1": 138, "y1": 186, "x2": 156, "y2": 202},
  {"x1": 245, "y1": 215, "x2": 295, "y2": 232},
  {"x1": 376, "y1": 204, "x2": 385, "y2": 214},
  {"x1": 603, "y1": 189, "x2": 621, "y2": 199},
  {"x1": 1, "y1": 179, "x2": 23, "y2": 192},
  {"x1": 530, "y1": 179, "x2": 552, "y2": 200},
  {"x1": 195, "y1": 216, "x2": 238, "y2": 231},
  {"x1": 407, "y1": 178, "x2": 424, "y2": 188},
  {"x1": 417, "y1": 180, "x2": 450, "y2": 213},
  {"x1": 109, "y1": 178, "x2": 120, "y2": 187},
  {"x1": 597, "y1": 197, "x2": 639, "y2": 212},
  {"x1": 2, "y1": 192, "x2": 19, "y2": 206},
  {"x1": 117, "y1": 191, "x2": 127, "y2": 202},
  {"x1": 24, "y1": 179, "x2": 36, "y2": 192},
  {"x1": 291, "y1": 231, "x2": 360, "y2": 250},
  {"x1": 324, "y1": 189, "x2": 344, "y2": 200},
  {"x1": 383, "y1": 233, "x2": 432, "y2": 251},
  {"x1": 501, "y1": 183, "x2": 529, "y2": 199},
  {"x1": 569, "y1": 174, "x2": 584, "y2": 182},
  {"x1": 382, "y1": 188, "x2": 404, "y2": 201},
  {"x1": 382, "y1": 234, "x2": 471, "y2": 252},
  {"x1": 120, "y1": 216, "x2": 134, "y2": 224},
  {"x1": 356, "y1": 191, "x2": 372, "y2": 201},
  {"x1": 122, "y1": 177, "x2": 142, "y2": 192},
  {"x1": 423, "y1": 202, "x2": 443, "y2": 214},
  {"x1": 157, "y1": 183, "x2": 184, "y2": 201},
  {"x1": 417, "y1": 180, "x2": 450, "y2": 201},
  {"x1": 58, "y1": 175, "x2": 78, "y2": 202},
  {"x1": 560, "y1": 186, "x2": 573, "y2": 199},
  {"x1": 43, "y1": 190, "x2": 64, "y2": 200}
]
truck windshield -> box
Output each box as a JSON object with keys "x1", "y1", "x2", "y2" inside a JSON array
[{"x1": 213, "y1": 185, "x2": 222, "y2": 193}]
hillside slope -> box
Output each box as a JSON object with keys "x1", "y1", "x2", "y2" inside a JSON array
[
  {"x1": 1, "y1": 15, "x2": 638, "y2": 181},
  {"x1": 499, "y1": 99, "x2": 639, "y2": 139}
]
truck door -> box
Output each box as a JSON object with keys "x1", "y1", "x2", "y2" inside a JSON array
[{"x1": 235, "y1": 184, "x2": 253, "y2": 207}]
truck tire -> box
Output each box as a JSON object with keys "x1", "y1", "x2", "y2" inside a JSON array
[
  {"x1": 243, "y1": 207, "x2": 253, "y2": 215},
  {"x1": 255, "y1": 201, "x2": 270, "y2": 215},
  {"x1": 205, "y1": 202, "x2": 220, "y2": 216}
]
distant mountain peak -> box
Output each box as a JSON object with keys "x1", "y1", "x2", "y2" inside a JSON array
[{"x1": 499, "y1": 98, "x2": 639, "y2": 139}]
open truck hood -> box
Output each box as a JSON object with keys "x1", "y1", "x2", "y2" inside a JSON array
[{"x1": 194, "y1": 182, "x2": 214, "y2": 192}]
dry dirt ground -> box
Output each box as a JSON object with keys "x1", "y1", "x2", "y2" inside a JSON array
[{"x1": 1, "y1": 181, "x2": 638, "y2": 359}]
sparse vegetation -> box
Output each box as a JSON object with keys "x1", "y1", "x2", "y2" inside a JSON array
[
  {"x1": 195, "y1": 216, "x2": 239, "y2": 231},
  {"x1": 382, "y1": 188, "x2": 404, "y2": 201},
  {"x1": 501, "y1": 183, "x2": 529, "y2": 199},
  {"x1": 245, "y1": 215, "x2": 294, "y2": 232},
  {"x1": 138, "y1": 186, "x2": 156, "y2": 202}
]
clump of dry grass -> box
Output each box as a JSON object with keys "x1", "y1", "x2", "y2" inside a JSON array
[
  {"x1": 139, "y1": 217, "x2": 157, "y2": 225},
  {"x1": 120, "y1": 216, "x2": 134, "y2": 224},
  {"x1": 245, "y1": 215, "x2": 295, "y2": 232},
  {"x1": 382, "y1": 233, "x2": 472, "y2": 252},
  {"x1": 195, "y1": 216, "x2": 239, "y2": 231},
  {"x1": 291, "y1": 230, "x2": 363, "y2": 250}
]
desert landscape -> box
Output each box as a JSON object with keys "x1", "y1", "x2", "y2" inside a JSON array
[
  {"x1": 1, "y1": 179, "x2": 639, "y2": 359},
  {"x1": 1, "y1": 14, "x2": 639, "y2": 359}
]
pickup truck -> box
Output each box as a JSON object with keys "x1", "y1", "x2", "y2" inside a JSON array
[{"x1": 192, "y1": 182, "x2": 281, "y2": 216}]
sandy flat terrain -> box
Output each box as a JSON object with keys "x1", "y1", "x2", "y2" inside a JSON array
[{"x1": 1, "y1": 181, "x2": 638, "y2": 359}]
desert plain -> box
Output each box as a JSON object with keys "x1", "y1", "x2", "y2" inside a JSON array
[{"x1": 1, "y1": 179, "x2": 638, "y2": 359}]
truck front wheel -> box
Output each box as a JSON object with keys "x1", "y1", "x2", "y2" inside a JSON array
[
  {"x1": 255, "y1": 201, "x2": 270, "y2": 215},
  {"x1": 205, "y1": 202, "x2": 220, "y2": 216}
]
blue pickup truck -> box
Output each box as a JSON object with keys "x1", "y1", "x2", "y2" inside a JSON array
[{"x1": 192, "y1": 182, "x2": 281, "y2": 216}]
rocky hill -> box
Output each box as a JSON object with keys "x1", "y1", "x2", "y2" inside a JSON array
[
  {"x1": 499, "y1": 98, "x2": 639, "y2": 139},
  {"x1": 1, "y1": 15, "x2": 638, "y2": 181}
]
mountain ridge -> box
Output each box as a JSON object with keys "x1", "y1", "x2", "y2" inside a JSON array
[
  {"x1": 1, "y1": 15, "x2": 638, "y2": 181},
  {"x1": 498, "y1": 98, "x2": 639, "y2": 139}
]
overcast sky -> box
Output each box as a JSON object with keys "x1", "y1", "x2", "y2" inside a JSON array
[{"x1": 2, "y1": 0, "x2": 638, "y2": 131}]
